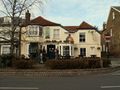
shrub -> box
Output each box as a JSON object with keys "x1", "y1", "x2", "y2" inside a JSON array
[
  {"x1": 45, "y1": 59, "x2": 79, "y2": 69},
  {"x1": 0, "y1": 54, "x2": 36, "y2": 69},
  {"x1": 0, "y1": 54, "x2": 15, "y2": 68},
  {"x1": 0, "y1": 57, "x2": 3, "y2": 68},
  {"x1": 45, "y1": 57, "x2": 111, "y2": 69},
  {"x1": 13, "y1": 58, "x2": 34, "y2": 69},
  {"x1": 45, "y1": 58, "x2": 102, "y2": 69},
  {"x1": 103, "y1": 59, "x2": 111, "y2": 67}
]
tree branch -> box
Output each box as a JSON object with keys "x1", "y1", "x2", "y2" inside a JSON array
[
  {"x1": 0, "y1": 36, "x2": 10, "y2": 41},
  {"x1": 1, "y1": 0, "x2": 12, "y2": 17}
]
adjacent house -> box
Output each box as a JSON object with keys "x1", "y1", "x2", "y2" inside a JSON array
[
  {"x1": 21, "y1": 11, "x2": 101, "y2": 59},
  {"x1": 0, "y1": 16, "x2": 22, "y2": 55},
  {"x1": 101, "y1": 6, "x2": 120, "y2": 57}
]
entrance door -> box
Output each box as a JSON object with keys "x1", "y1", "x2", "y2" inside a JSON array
[
  {"x1": 47, "y1": 44, "x2": 55, "y2": 59},
  {"x1": 29, "y1": 43, "x2": 39, "y2": 59}
]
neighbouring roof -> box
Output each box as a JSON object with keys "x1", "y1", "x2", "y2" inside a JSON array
[
  {"x1": 112, "y1": 6, "x2": 120, "y2": 11},
  {"x1": 0, "y1": 16, "x2": 23, "y2": 26},
  {"x1": 29, "y1": 16, "x2": 61, "y2": 26},
  {"x1": 64, "y1": 21, "x2": 96, "y2": 33}
]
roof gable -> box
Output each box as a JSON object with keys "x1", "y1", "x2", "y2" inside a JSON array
[
  {"x1": 64, "y1": 21, "x2": 97, "y2": 33},
  {"x1": 79, "y1": 21, "x2": 95, "y2": 29},
  {"x1": 29, "y1": 16, "x2": 61, "y2": 26}
]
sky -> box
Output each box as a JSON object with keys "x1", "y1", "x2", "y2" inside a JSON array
[
  {"x1": 33, "y1": 0, "x2": 120, "y2": 30},
  {"x1": 0, "y1": 0, "x2": 120, "y2": 30}
]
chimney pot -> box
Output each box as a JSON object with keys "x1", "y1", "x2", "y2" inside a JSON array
[{"x1": 25, "y1": 10, "x2": 31, "y2": 24}]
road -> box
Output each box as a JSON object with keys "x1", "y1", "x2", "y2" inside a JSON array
[{"x1": 0, "y1": 71, "x2": 120, "y2": 90}]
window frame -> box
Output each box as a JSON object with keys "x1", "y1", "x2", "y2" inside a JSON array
[
  {"x1": 80, "y1": 48, "x2": 86, "y2": 57},
  {"x1": 39, "y1": 26, "x2": 43, "y2": 37},
  {"x1": 27, "y1": 25, "x2": 39, "y2": 36},
  {"x1": 45, "y1": 29, "x2": 50, "y2": 39},
  {"x1": 53, "y1": 29, "x2": 60, "y2": 39},
  {"x1": 2, "y1": 45, "x2": 10, "y2": 54},
  {"x1": 79, "y1": 33, "x2": 86, "y2": 42},
  {"x1": 63, "y1": 46, "x2": 70, "y2": 56}
]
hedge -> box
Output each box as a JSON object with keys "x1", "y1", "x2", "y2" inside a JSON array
[
  {"x1": 12, "y1": 55, "x2": 35, "y2": 69},
  {"x1": 45, "y1": 58, "x2": 110, "y2": 69},
  {"x1": 0, "y1": 54, "x2": 35, "y2": 69},
  {"x1": 0, "y1": 54, "x2": 14, "y2": 68},
  {"x1": 12, "y1": 59, "x2": 34, "y2": 69}
]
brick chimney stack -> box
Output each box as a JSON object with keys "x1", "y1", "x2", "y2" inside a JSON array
[{"x1": 25, "y1": 10, "x2": 31, "y2": 24}]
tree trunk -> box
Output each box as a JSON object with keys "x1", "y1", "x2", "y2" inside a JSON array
[
  {"x1": 10, "y1": 31, "x2": 15, "y2": 56},
  {"x1": 18, "y1": 26, "x2": 22, "y2": 58}
]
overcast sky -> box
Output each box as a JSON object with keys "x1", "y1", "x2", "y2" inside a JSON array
[
  {"x1": 0, "y1": 0, "x2": 120, "y2": 30},
  {"x1": 40, "y1": 0, "x2": 120, "y2": 30}
]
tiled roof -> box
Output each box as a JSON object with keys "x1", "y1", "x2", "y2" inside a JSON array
[
  {"x1": 64, "y1": 21, "x2": 96, "y2": 32},
  {"x1": 29, "y1": 16, "x2": 60, "y2": 26},
  {"x1": 79, "y1": 21, "x2": 95, "y2": 29},
  {"x1": 64, "y1": 26, "x2": 79, "y2": 33}
]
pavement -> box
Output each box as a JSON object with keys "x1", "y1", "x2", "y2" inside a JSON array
[
  {"x1": 110, "y1": 57, "x2": 120, "y2": 67},
  {"x1": 0, "y1": 58, "x2": 120, "y2": 77}
]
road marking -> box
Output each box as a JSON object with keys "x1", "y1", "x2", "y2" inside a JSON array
[
  {"x1": 0, "y1": 87, "x2": 39, "y2": 89},
  {"x1": 111, "y1": 73, "x2": 120, "y2": 76},
  {"x1": 101, "y1": 86, "x2": 120, "y2": 89}
]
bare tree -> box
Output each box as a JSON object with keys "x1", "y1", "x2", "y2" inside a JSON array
[{"x1": 0, "y1": 0, "x2": 45, "y2": 56}]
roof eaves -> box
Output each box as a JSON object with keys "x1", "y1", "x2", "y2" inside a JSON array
[
  {"x1": 112, "y1": 6, "x2": 120, "y2": 13},
  {"x1": 60, "y1": 26, "x2": 76, "y2": 33},
  {"x1": 78, "y1": 28, "x2": 96, "y2": 30},
  {"x1": 78, "y1": 27, "x2": 100, "y2": 34}
]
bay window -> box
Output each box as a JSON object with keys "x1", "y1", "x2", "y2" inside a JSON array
[
  {"x1": 27, "y1": 25, "x2": 39, "y2": 36},
  {"x1": 63, "y1": 46, "x2": 69, "y2": 56}
]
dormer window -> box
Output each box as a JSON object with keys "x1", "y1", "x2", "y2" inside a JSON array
[{"x1": 112, "y1": 12, "x2": 115, "y2": 20}]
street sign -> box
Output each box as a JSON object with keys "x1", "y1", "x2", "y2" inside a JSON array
[{"x1": 104, "y1": 35, "x2": 111, "y2": 42}]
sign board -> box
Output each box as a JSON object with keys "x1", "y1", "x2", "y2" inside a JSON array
[{"x1": 104, "y1": 35, "x2": 111, "y2": 43}]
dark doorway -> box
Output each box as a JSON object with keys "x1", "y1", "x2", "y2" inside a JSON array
[
  {"x1": 29, "y1": 42, "x2": 39, "y2": 59},
  {"x1": 47, "y1": 44, "x2": 55, "y2": 59}
]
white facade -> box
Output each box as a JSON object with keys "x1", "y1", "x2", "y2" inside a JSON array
[
  {"x1": 73, "y1": 30, "x2": 101, "y2": 57},
  {"x1": 21, "y1": 24, "x2": 101, "y2": 58}
]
